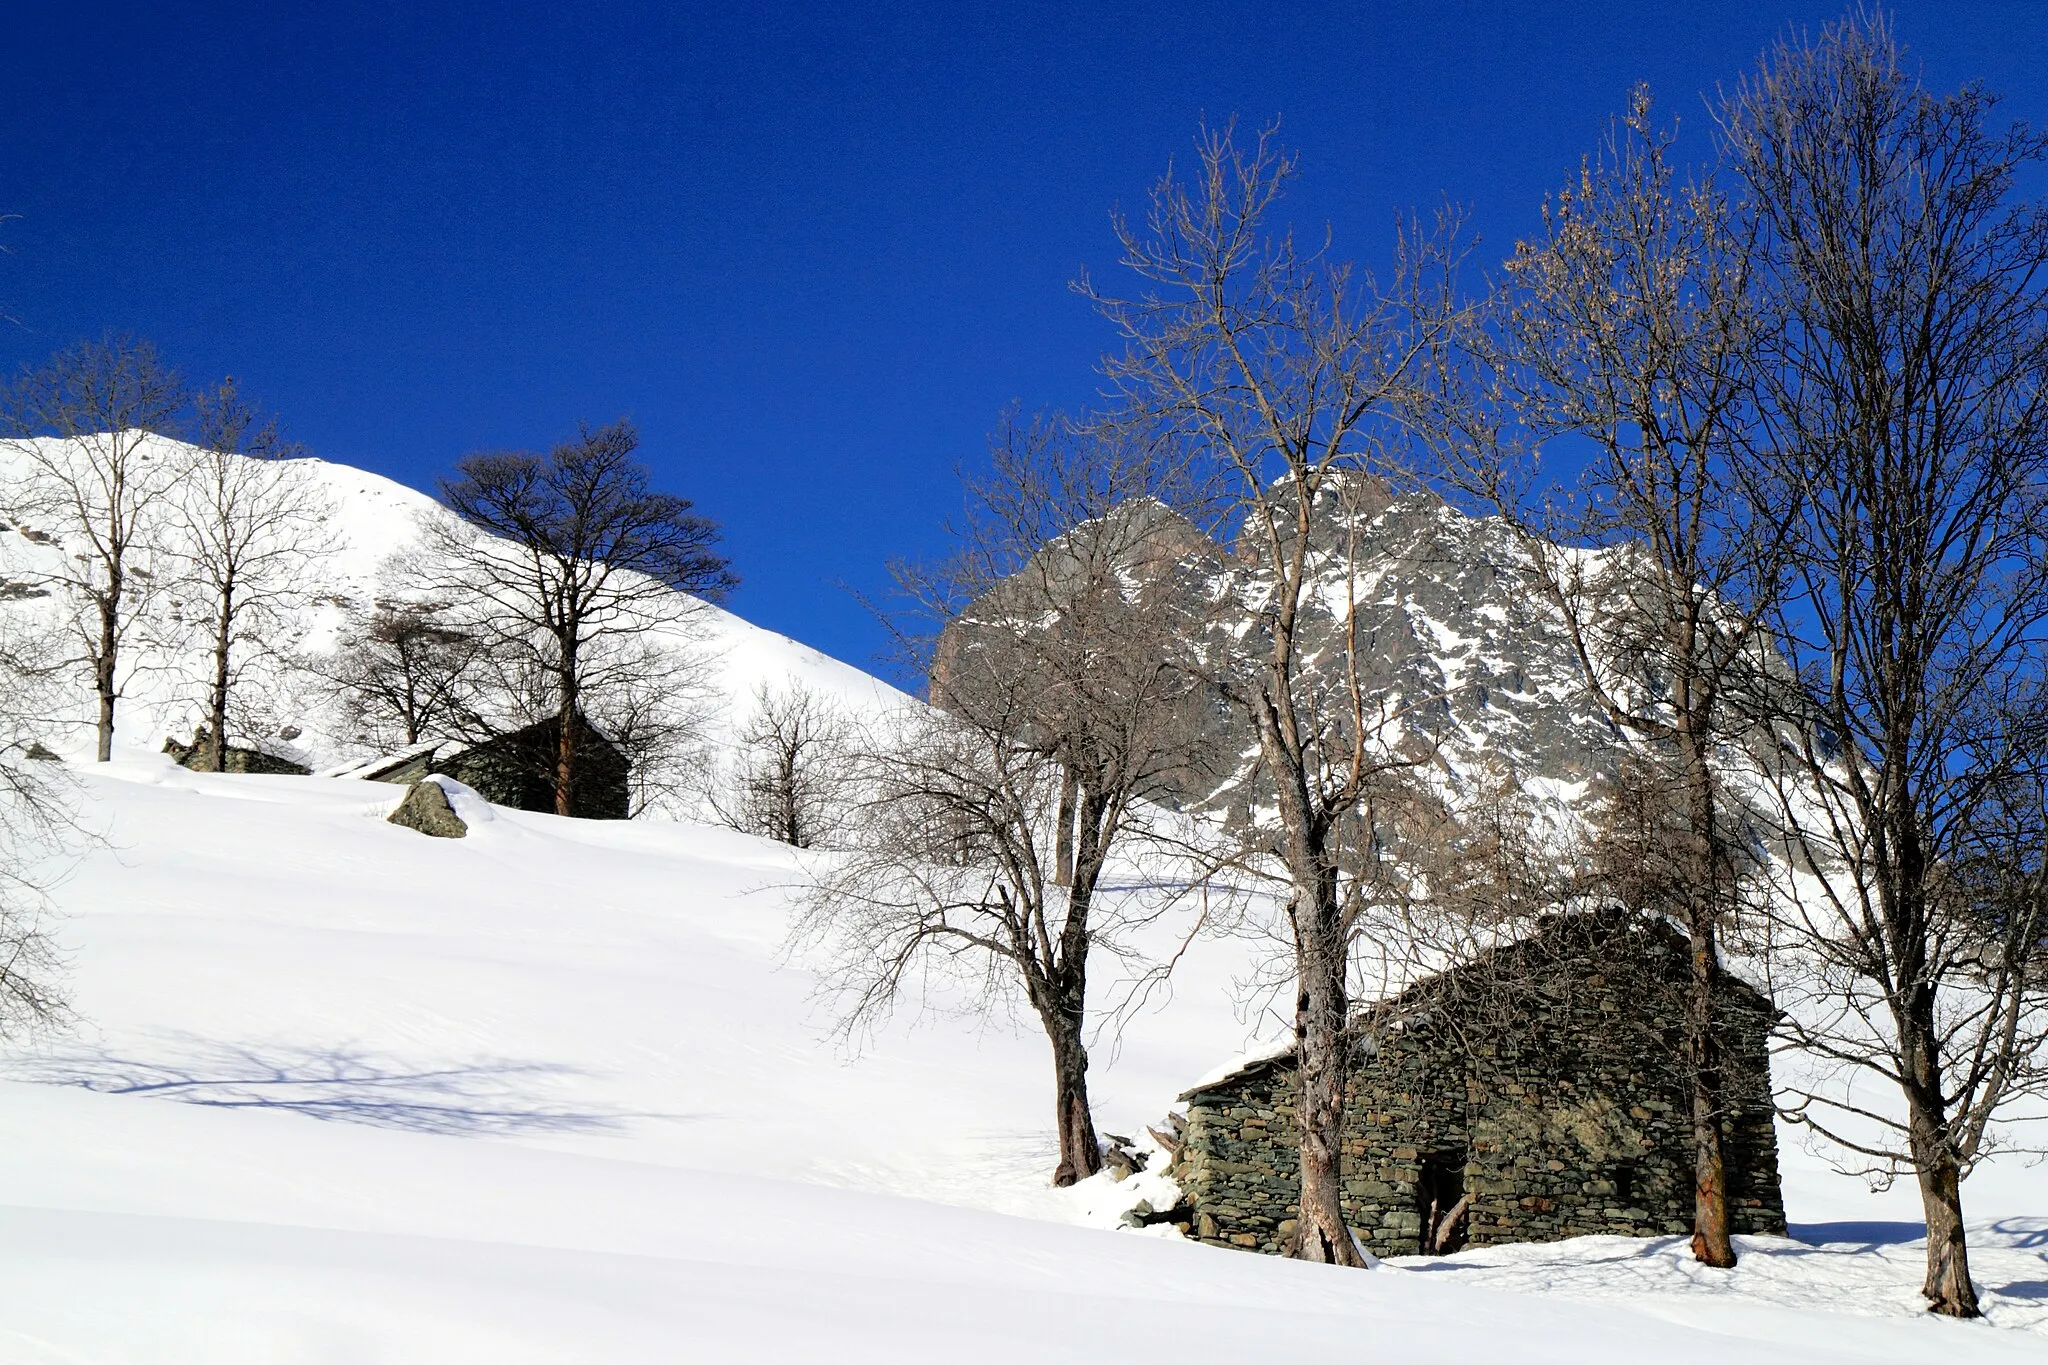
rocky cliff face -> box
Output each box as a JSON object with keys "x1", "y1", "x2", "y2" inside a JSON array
[
  {"x1": 935, "y1": 477, "x2": 1659, "y2": 830},
  {"x1": 1255, "y1": 476, "x2": 1629, "y2": 805}
]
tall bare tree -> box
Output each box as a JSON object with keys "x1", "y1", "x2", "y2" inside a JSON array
[
  {"x1": 1448, "y1": 88, "x2": 1787, "y2": 1266},
  {"x1": 172, "y1": 379, "x2": 337, "y2": 770},
  {"x1": 1082, "y1": 123, "x2": 1463, "y2": 1263},
  {"x1": 796, "y1": 415, "x2": 1210, "y2": 1187},
  {"x1": 1723, "y1": 12, "x2": 2048, "y2": 1317},
  {"x1": 3, "y1": 335, "x2": 187, "y2": 760},
  {"x1": 429, "y1": 419, "x2": 736, "y2": 816}
]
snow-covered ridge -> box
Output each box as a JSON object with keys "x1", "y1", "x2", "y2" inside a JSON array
[{"x1": 0, "y1": 434, "x2": 912, "y2": 772}]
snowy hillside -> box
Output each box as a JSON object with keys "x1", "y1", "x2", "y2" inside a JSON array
[
  {"x1": 0, "y1": 761, "x2": 2039, "y2": 1361},
  {"x1": 0, "y1": 444, "x2": 2039, "y2": 1360},
  {"x1": 0, "y1": 434, "x2": 906, "y2": 775}
]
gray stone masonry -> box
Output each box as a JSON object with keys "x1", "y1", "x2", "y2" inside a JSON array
[{"x1": 1169, "y1": 911, "x2": 1785, "y2": 1257}]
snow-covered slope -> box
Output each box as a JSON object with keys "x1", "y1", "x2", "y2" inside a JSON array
[
  {"x1": 0, "y1": 445, "x2": 2041, "y2": 1360},
  {"x1": 0, "y1": 435, "x2": 906, "y2": 774},
  {"x1": 0, "y1": 760, "x2": 2038, "y2": 1361}
]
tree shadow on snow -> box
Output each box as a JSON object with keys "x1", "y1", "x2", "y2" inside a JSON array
[
  {"x1": 1786, "y1": 1221, "x2": 1926, "y2": 1251},
  {"x1": 5, "y1": 1038, "x2": 637, "y2": 1137},
  {"x1": 1985, "y1": 1217, "x2": 2048, "y2": 1251}
]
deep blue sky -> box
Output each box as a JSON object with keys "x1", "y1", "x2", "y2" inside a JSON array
[{"x1": 4, "y1": 2, "x2": 2044, "y2": 676}]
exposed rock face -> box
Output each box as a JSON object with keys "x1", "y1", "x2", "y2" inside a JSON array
[
  {"x1": 1167, "y1": 912, "x2": 1786, "y2": 1258},
  {"x1": 933, "y1": 480, "x2": 1655, "y2": 826},
  {"x1": 387, "y1": 779, "x2": 468, "y2": 838}
]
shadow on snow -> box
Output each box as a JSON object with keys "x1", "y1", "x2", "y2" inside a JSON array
[{"x1": 4, "y1": 1036, "x2": 637, "y2": 1137}]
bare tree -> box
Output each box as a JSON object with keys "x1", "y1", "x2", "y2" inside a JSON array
[
  {"x1": 428, "y1": 419, "x2": 736, "y2": 816},
  {"x1": 171, "y1": 379, "x2": 337, "y2": 770},
  {"x1": 713, "y1": 677, "x2": 853, "y2": 847},
  {"x1": 796, "y1": 415, "x2": 1210, "y2": 1187},
  {"x1": 1722, "y1": 12, "x2": 2048, "y2": 1317},
  {"x1": 3, "y1": 335, "x2": 187, "y2": 760},
  {"x1": 0, "y1": 596, "x2": 77, "y2": 1040},
  {"x1": 1442, "y1": 88, "x2": 1787, "y2": 1266},
  {"x1": 313, "y1": 598, "x2": 485, "y2": 753},
  {"x1": 1082, "y1": 122, "x2": 1464, "y2": 1263},
  {"x1": 0, "y1": 758, "x2": 70, "y2": 1039},
  {"x1": 464, "y1": 630, "x2": 714, "y2": 819}
]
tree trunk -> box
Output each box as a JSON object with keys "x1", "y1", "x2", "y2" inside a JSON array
[
  {"x1": 1685, "y1": 919, "x2": 1736, "y2": 1267},
  {"x1": 555, "y1": 649, "x2": 578, "y2": 818},
  {"x1": 1677, "y1": 702, "x2": 1736, "y2": 1267},
  {"x1": 779, "y1": 748, "x2": 800, "y2": 846},
  {"x1": 1053, "y1": 764, "x2": 1078, "y2": 888},
  {"x1": 1047, "y1": 791, "x2": 1108, "y2": 1187},
  {"x1": 1047, "y1": 1002, "x2": 1100, "y2": 1187},
  {"x1": 95, "y1": 599, "x2": 118, "y2": 762},
  {"x1": 1292, "y1": 877, "x2": 1366, "y2": 1265},
  {"x1": 208, "y1": 591, "x2": 234, "y2": 773},
  {"x1": 1253, "y1": 676, "x2": 1370, "y2": 1269},
  {"x1": 1901, "y1": 989, "x2": 1981, "y2": 1317},
  {"x1": 1914, "y1": 1147, "x2": 1979, "y2": 1317}
]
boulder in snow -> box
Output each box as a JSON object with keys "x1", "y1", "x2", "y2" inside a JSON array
[{"x1": 387, "y1": 778, "x2": 468, "y2": 839}]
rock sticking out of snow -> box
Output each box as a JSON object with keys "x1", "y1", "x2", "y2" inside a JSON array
[{"x1": 386, "y1": 778, "x2": 468, "y2": 838}]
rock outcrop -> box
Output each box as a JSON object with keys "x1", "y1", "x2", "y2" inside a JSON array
[{"x1": 387, "y1": 778, "x2": 468, "y2": 838}]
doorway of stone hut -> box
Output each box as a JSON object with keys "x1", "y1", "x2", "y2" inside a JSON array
[{"x1": 1418, "y1": 1148, "x2": 1471, "y2": 1254}]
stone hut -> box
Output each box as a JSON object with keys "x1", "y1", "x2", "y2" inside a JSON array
[
  {"x1": 163, "y1": 727, "x2": 312, "y2": 776},
  {"x1": 1166, "y1": 910, "x2": 1785, "y2": 1257},
  {"x1": 341, "y1": 713, "x2": 631, "y2": 819}
]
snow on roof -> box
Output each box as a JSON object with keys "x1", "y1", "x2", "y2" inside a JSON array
[
  {"x1": 1178, "y1": 1039, "x2": 1296, "y2": 1099},
  {"x1": 319, "y1": 739, "x2": 445, "y2": 780}
]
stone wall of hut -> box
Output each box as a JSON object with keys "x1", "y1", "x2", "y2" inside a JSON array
[{"x1": 1167, "y1": 917, "x2": 1785, "y2": 1257}]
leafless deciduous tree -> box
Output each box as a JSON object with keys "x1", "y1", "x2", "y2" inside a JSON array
[
  {"x1": 427, "y1": 419, "x2": 736, "y2": 816},
  {"x1": 3, "y1": 335, "x2": 187, "y2": 761},
  {"x1": 0, "y1": 760, "x2": 70, "y2": 1040},
  {"x1": 458, "y1": 630, "x2": 714, "y2": 818},
  {"x1": 713, "y1": 677, "x2": 854, "y2": 848},
  {"x1": 1722, "y1": 12, "x2": 2048, "y2": 1317},
  {"x1": 172, "y1": 379, "x2": 338, "y2": 771},
  {"x1": 0, "y1": 590, "x2": 76, "y2": 1039},
  {"x1": 1082, "y1": 122, "x2": 1465, "y2": 1263},
  {"x1": 1445, "y1": 88, "x2": 1787, "y2": 1266},
  {"x1": 315, "y1": 598, "x2": 486, "y2": 753},
  {"x1": 795, "y1": 415, "x2": 1211, "y2": 1188}
]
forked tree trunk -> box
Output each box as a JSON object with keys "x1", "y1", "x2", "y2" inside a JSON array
[
  {"x1": 1255, "y1": 680, "x2": 1370, "y2": 1268},
  {"x1": 1046, "y1": 794, "x2": 1108, "y2": 1188},
  {"x1": 1046, "y1": 1002, "x2": 1100, "y2": 1187}
]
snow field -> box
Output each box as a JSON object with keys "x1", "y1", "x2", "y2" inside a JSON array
[{"x1": 0, "y1": 758, "x2": 2036, "y2": 1360}]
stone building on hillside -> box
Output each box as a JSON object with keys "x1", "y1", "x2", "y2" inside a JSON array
[
  {"x1": 1166, "y1": 910, "x2": 1785, "y2": 1257},
  {"x1": 163, "y1": 727, "x2": 312, "y2": 776},
  {"x1": 338, "y1": 713, "x2": 631, "y2": 819}
]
